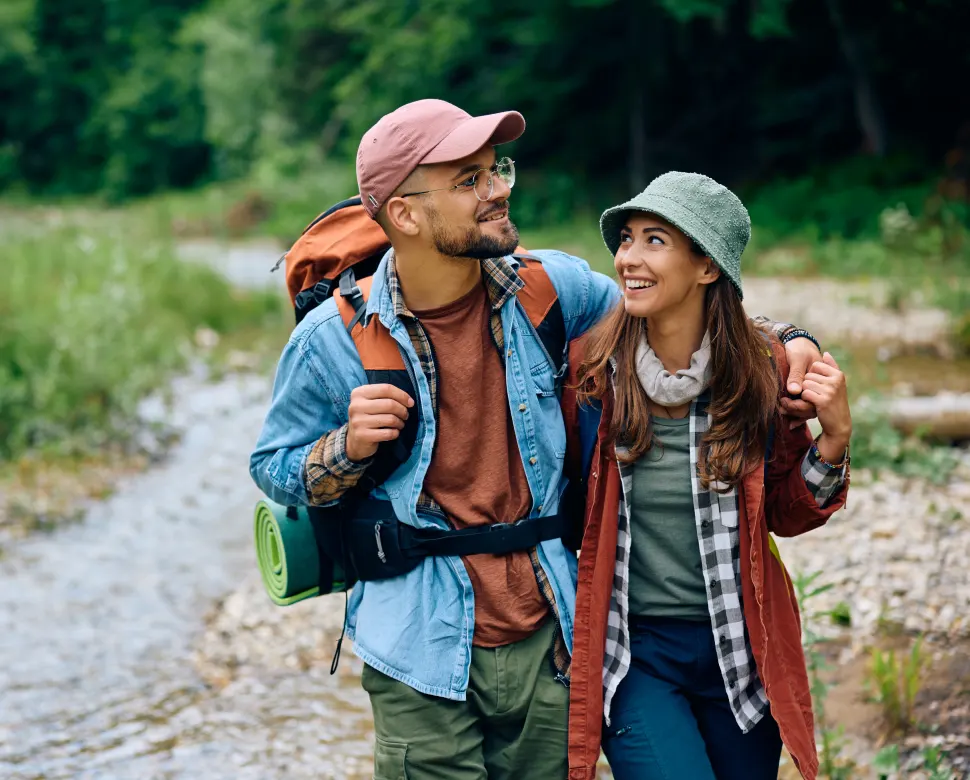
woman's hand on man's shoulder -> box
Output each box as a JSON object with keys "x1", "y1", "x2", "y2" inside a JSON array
[{"x1": 799, "y1": 352, "x2": 852, "y2": 461}]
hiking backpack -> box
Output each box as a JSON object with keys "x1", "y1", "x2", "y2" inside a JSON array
[{"x1": 273, "y1": 196, "x2": 576, "y2": 595}]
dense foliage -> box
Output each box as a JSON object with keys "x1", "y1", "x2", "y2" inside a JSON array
[{"x1": 2, "y1": 0, "x2": 968, "y2": 215}]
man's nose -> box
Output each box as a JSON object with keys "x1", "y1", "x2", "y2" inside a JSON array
[{"x1": 489, "y1": 173, "x2": 511, "y2": 201}]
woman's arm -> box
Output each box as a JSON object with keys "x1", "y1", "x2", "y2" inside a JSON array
[{"x1": 763, "y1": 340, "x2": 851, "y2": 537}]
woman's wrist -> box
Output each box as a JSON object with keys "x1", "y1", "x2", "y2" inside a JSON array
[{"x1": 815, "y1": 431, "x2": 850, "y2": 466}]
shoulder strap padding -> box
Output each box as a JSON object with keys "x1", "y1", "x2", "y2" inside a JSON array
[
  {"x1": 333, "y1": 276, "x2": 405, "y2": 371},
  {"x1": 285, "y1": 198, "x2": 390, "y2": 308},
  {"x1": 514, "y1": 255, "x2": 558, "y2": 328}
]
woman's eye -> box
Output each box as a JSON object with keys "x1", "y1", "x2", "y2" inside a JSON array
[
  {"x1": 647, "y1": 236, "x2": 664, "y2": 245},
  {"x1": 619, "y1": 234, "x2": 633, "y2": 243}
]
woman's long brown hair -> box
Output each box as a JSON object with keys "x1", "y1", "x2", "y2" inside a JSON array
[{"x1": 576, "y1": 275, "x2": 779, "y2": 491}]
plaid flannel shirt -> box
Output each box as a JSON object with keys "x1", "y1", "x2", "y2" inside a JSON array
[
  {"x1": 603, "y1": 388, "x2": 845, "y2": 732},
  {"x1": 305, "y1": 310, "x2": 791, "y2": 502},
  {"x1": 306, "y1": 252, "x2": 571, "y2": 676}
]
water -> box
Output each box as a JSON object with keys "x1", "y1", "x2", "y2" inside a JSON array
[
  {"x1": 0, "y1": 373, "x2": 374, "y2": 779},
  {"x1": 9, "y1": 238, "x2": 960, "y2": 778}
]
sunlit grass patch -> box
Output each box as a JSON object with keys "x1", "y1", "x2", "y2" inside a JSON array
[{"x1": 0, "y1": 222, "x2": 287, "y2": 461}]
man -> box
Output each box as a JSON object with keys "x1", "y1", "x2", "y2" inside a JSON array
[{"x1": 250, "y1": 98, "x2": 822, "y2": 780}]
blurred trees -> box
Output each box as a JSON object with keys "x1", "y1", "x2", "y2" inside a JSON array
[{"x1": 1, "y1": 0, "x2": 968, "y2": 205}]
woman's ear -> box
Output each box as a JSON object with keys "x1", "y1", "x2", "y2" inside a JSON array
[{"x1": 699, "y1": 257, "x2": 721, "y2": 286}]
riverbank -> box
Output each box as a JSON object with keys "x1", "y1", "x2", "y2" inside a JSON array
[
  {"x1": 0, "y1": 372, "x2": 275, "y2": 779},
  {"x1": 0, "y1": 206, "x2": 289, "y2": 472},
  {"x1": 194, "y1": 457, "x2": 970, "y2": 779}
]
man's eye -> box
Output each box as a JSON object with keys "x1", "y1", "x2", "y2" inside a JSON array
[{"x1": 458, "y1": 176, "x2": 477, "y2": 188}]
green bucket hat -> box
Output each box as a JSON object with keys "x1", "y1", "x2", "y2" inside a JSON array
[{"x1": 600, "y1": 171, "x2": 751, "y2": 299}]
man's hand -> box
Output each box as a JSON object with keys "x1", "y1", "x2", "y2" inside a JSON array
[
  {"x1": 799, "y1": 352, "x2": 852, "y2": 462},
  {"x1": 346, "y1": 384, "x2": 415, "y2": 463},
  {"x1": 781, "y1": 336, "x2": 824, "y2": 426}
]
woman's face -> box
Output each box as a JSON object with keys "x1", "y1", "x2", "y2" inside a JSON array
[{"x1": 613, "y1": 212, "x2": 719, "y2": 320}]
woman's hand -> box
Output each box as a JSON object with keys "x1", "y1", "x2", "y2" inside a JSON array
[{"x1": 799, "y1": 352, "x2": 851, "y2": 462}]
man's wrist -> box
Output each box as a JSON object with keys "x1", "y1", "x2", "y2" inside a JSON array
[
  {"x1": 330, "y1": 425, "x2": 373, "y2": 472},
  {"x1": 781, "y1": 327, "x2": 821, "y2": 352}
]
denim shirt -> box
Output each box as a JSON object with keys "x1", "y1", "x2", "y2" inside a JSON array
[{"x1": 250, "y1": 249, "x2": 620, "y2": 700}]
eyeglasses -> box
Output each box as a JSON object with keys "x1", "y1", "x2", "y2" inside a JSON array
[{"x1": 399, "y1": 157, "x2": 516, "y2": 202}]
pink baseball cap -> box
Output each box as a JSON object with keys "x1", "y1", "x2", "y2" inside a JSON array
[{"x1": 356, "y1": 99, "x2": 525, "y2": 218}]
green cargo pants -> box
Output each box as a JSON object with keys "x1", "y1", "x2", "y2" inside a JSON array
[{"x1": 360, "y1": 618, "x2": 569, "y2": 780}]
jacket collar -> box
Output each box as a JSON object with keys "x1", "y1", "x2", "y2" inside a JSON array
[{"x1": 370, "y1": 248, "x2": 523, "y2": 329}]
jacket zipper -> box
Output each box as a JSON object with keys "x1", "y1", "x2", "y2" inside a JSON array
[{"x1": 374, "y1": 522, "x2": 388, "y2": 563}]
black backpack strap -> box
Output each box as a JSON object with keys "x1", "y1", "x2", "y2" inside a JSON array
[
  {"x1": 536, "y1": 298, "x2": 567, "y2": 386},
  {"x1": 403, "y1": 511, "x2": 572, "y2": 558},
  {"x1": 333, "y1": 274, "x2": 420, "y2": 500},
  {"x1": 513, "y1": 253, "x2": 568, "y2": 390},
  {"x1": 352, "y1": 368, "x2": 419, "y2": 498},
  {"x1": 338, "y1": 267, "x2": 367, "y2": 331},
  {"x1": 345, "y1": 499, "x2": 574, "y2": 584}
]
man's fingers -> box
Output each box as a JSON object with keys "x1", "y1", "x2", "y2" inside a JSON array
[
  {"x1": 780, "y1": 396, "x2": 816, "y2": 419},
  {"x1": 356, "y1": 426, "x2": 401, "y2": 443},
  {"x1": 356, "y1": 397, "x2": 411, "y2": 420},
  {"x1": 784, "y1": 341, "x2": 821, "y2": 394},
  {"x1": 354, "y1": 383, "x2": 415, "y2": 408},
  {"x1": 787, "y1": 368, "x2": 806, "y2": 395},
  {"x1": 359, "y1": 414, "x2": 406, "y2": 431}
]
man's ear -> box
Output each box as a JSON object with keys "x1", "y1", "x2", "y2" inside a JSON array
[
  {"x1": 383, "y1": 197, "x2": 420, "y2": 237},
  {"x1": 698, "y1": 257, "x2": 721, "y2": 286}
]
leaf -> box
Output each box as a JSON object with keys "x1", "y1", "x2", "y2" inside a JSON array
[{"x1": 872, "y1": 744, "x2": 900, "y2": 776}]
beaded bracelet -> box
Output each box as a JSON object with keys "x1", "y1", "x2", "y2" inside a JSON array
[
  {"x1": 781, "y1": 327, "x2": 821, "y2": 352},
  {"x1": 812, "y1": 435, "x2": 850, "y2": 470}
]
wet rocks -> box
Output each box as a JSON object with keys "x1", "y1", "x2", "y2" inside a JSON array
[{"x1": 194, "y1": 575, "x2": 351, "y2": 689}]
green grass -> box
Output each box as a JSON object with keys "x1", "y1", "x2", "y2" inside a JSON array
[
  {"x1": 865, "y1": 637, "x2": 927, "y2": 735},
  {"x1": 125, "y1": 164, "x2": 359, "y2": 246},
  {"x1": 0, "y1": 216, "x2": 288, "y2": 461},
  {"x1": 4, "y1": 157, "x2": 966, "y2": 471},
  {"x1": 519, "y1": 214, "x2": 611, "y2": 272}
]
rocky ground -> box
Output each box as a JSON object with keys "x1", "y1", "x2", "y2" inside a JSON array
[
  {"x1": 6, "y1": 239, "x2": 968, "y2": 779},
  {"x1": 193, "y1": 454, "x2": 970, "y2": 779},
  {"x1": 776, "y1": 455, "x2": 970, "y2": 779}
]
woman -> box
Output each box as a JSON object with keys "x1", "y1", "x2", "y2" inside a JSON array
[{"x1": 563, "y1": 172, "x2": 851, "y2": 780}]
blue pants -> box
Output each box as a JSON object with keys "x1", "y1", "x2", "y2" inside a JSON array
[{"x1": 602, "y1": 616, "x2": 783, "y2": 780}]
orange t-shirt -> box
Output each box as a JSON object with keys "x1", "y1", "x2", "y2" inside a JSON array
[{"x1": 413, "y1": 281, "x2": 550, "y2": 647}]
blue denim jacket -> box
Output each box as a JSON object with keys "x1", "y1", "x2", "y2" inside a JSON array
[{"x1": 250, "y1": 249, "x2": 620, "y2": 699}]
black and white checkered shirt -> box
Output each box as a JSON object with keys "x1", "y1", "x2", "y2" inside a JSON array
[{"x1": 603, "y1": 391, "x2": 845, "y2": 733}]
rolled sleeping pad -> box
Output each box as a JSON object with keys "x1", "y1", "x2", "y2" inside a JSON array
[{"x1": 254, "y1": 499, "x2": 322, "y2": 606}]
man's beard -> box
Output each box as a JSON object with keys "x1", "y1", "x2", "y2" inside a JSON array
[{"x1": 426, "y1": 203, "x2": 520, "y2": 260}]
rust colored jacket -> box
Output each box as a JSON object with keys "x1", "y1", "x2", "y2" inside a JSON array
[{"x1": 563, "y1": 336, "x2": 849, "y2": 780}]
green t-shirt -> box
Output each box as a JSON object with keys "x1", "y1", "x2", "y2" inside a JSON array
[{"x1": 628, "y1": 416, "x2": 710, "y2": 621}]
